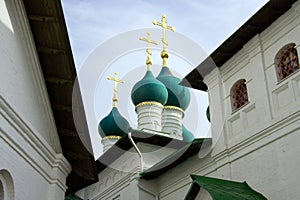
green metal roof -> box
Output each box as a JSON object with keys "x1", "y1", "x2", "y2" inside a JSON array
[
  {"x1": 96, "y1": 130, "x2": 187, "y2": 174},
  {"x1": 185, "y1": 175, "x2": 267, "y2": 200}
]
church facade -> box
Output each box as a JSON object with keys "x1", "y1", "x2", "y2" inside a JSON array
[
  {"x1": 1, "y1": 0, "x2": 300, "y2": 199},
  {"x1": 1, "y1": 0, "x2": 98, "y2": 199},
  {"x1": 78, "y1": 0, "x2": 300, "y2": 199}
]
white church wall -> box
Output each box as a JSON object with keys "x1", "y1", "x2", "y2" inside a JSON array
[
  {"x1": 156, "y1": 154, "x2": 217, "y2": 200},
  {"x1": 205, "y1": 0, "x2": 300, "y2": 155},
  {"x1": 81, "y1": 146, "x2": 141, "y2": 200},
  {"x1": 154, "y1": 1, "x2": 300, "y2": 200},
  {"x1": 204, "y1": 68, "x2": 227, "y2": 154},
  {"x1": 81, "y1": 143, "x2": 177, "y2": 200},
  {"x1": 0, "y1": 99, "x2": 71, "y2": 200},
  {"x1": 220, "y1": 36, "x2": 274, "y2": 149},
  {"x1": 0, "y1": 0, "x2": 71, "y2": 199},
  {"x1": 139, "y1": 189, "x2": 155, "y2": 200},
  {"x1": 0, "y1": 0, "x2": 61, "y2": 152},
  {"x1": 137, "y1": 142, "x2": 179, "y2": 169},
  {"x1": 230, "y1": 121, "x2": 300, "y2": 199},
  {"x1": 138, "y1": 179, "x2": 157, "y2": 200},
  {"x1": 154, "y1": 112, "x2": 299, "y2": 200},
  {"x1": 160, "y1": 185, "x2": 190, "y2": 200},
  {"x1": 261, "y1": 1, "x2": 300, "y2": 122}
]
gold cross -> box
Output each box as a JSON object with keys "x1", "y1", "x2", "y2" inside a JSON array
[
  {"x1": 139, "y1": 32, "x2": 158, "y2": 68},
  {"x1": 152, "y1": 14, "x2": 176, "y2": 50},
  {"x1": 107, "y1": 72, "x2": 124, "y2": 107}
]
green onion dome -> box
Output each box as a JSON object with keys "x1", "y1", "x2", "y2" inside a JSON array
[
  {"x1": 98, "y1": 107, "x2": 131, "y2": 137},
  {"x1": 157, "y1": 67, "x2": 191, "y2": 110},
  {"x1": 131, "y1": 70, "x2": 168, "y2": 106},
  {"x1": 182, "y1": 124, "x2": 195, "y2": 142},
  {"x1": 206, "y1": 106, "x2": 210, "y2": 122}
]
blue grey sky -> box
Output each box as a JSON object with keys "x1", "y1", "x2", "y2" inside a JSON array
[{"x1": 62, "y1": 0, "x2": 269, "y2": 158}]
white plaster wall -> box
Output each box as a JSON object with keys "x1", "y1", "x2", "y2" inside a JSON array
[
  {"x1": 0, "y1": 0, "x2": 71, "y2": 199},
  {"x1": 205, "y1": 0, "x2": 300, "y2": 155},
  {"x1": 137, "y1": 142, "x2": 178, "y2": 169},
  {"x1": 0, "y1": 0, "x2": 61, "y2": 152},
  {"x1": 156, "y1": 150, "x2": 217, "y2": 200},
  {"x1": 0, "y1": 98, "x2": 71, "y2": 200},
  {"x1": 261, "y1": 2, "x2": 300, "y2": 121},
  {"x1": 160, "y1": 185, "x2": 190, "y2": 200},
  {"x1": 139, "y1": 189, "x2": 155, "y2": 200},
  {"x1": 136, "y1": 103, "x2": 163, "y2": 131},
  {"x1": 204, "y1": 68, "x2": 227, "y2": 154},
  {"x1": 230, "y1": 127, "x2": 300, "y2": 199},
  {"x1": 81, "y1": 143, "x2": 178, "y2": 200},
  {"x1": 0, "y1": 140, "x2": 63, "y2": 200},
  {"x1": 155, "y1": 115, "x2": 300, "y2": 200},
  {"x1": 82, "y1": 154, "x2": 140, "y2": 200},
  {"x1": 155, "y1": 1, "x2": 300, "y2": 200},
  {"x1": 161, "y1": 108, "x2": 183, "y2": 139}
]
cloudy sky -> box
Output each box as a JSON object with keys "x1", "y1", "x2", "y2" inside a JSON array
[{"x1": 61, "y1": 0, "x2": 269, "y2": 158}]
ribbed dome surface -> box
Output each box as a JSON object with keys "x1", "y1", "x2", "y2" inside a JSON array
[
  {"x1": 131, "y1": 71, "x2": 168, "y2": 106},
  {"x1": 98, "y1": 107, "x2": 131, "y2": 137},
  {"x1": 157, "y1": 67, "x2": 191, "y2": 110}
]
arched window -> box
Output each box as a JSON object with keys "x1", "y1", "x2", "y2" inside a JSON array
[
  {"x1": 275, "y1": 43, "x2": 299, "y2": 80},
  {"x1": 0, "y1": 180, "x2": 4, "y2": 200},
  {"x1": 231, "y1": 79, "x2": 248, "y2": 112},
  {"x1": 0, "y1": 169, "x2": 14, "y2": 200}
]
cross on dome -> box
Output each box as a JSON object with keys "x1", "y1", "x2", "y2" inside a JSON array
[
  {"x1": 139, "y1": 32, "x2": 158, "y2": 69},
  {"x1": 152, "y1": 14, "x2": 176, "y2": 67},
  {"x1": 152, "y1": 14, "x2": 175, "y2": 49},
  {"x1": 107, "y1": 72, "x2": 124, "y2": 107}
]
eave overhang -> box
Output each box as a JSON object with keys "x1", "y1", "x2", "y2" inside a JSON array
[
  {"x1": 181, "y1": 0, "x2": 298, "y2": 91},
  {"x1": 22, "y1": 0, "x2": 98, "y2": 194}
]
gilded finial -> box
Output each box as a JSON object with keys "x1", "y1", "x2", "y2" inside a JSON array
[
  {"x1": 107, "y1": 72, "x2": 124, "y2": 107},
  {"x1": 152, "y1": 13, "x2": 175, "y2": 67},
  {"x1": 139, "y1": 32, "x2": 158, "y2": 70}
]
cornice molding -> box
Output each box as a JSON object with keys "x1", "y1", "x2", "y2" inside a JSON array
[
  {"x1": 0, "y1": 96, "x2": 71, "y2": 191},
  {"x1": 8, "y1": 0, "x2": 62, "y2": 152}
]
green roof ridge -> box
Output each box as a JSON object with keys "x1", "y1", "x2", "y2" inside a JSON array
[{"x1": 185, "y1": 174, "x2": 267, "y2": 200}]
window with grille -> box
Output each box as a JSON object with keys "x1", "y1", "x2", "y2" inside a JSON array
[
  {"x1": 276, "y1": 43, "x2": 299, "y2": 80},
  {"x1": 231, "y1": 79, "x2": 248, "y2": 112}
]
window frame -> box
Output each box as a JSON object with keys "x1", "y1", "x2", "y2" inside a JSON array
[
  {"x1": 275, "y1": 43, "x2": 300, "y2": 82},
  {"x1": 230, "y1": 79, "x2": 249, "y2": 113}
]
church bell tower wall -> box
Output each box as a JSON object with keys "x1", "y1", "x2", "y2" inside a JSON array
[
  {"x1": 136, "y1": 102, "x2": 164, "y2": 131},
  {"x1": 161, "y1": 106, "x2": 184, "y2": 139},
  {"x1": 101, "y1": 136, "x2": 122, "y2": 153}
]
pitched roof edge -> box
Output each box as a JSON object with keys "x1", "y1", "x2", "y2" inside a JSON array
[
  {"x1": 140, "y1": 138, "x2": 212, "y2": 180},
  {"x1": 182, "y1": 0, "x2": 298, "y2": 91}
]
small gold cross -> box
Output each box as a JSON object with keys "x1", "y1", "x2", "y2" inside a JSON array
[
  {"x1": 107, "y1": 72, "x2": 124, "y2": 107},
  {"x1": 139, "y1": 32, "x2": 158, "y2": 68},
  {"x1": 152, "y1": 14, "x2": 175, "y2": 50}
]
